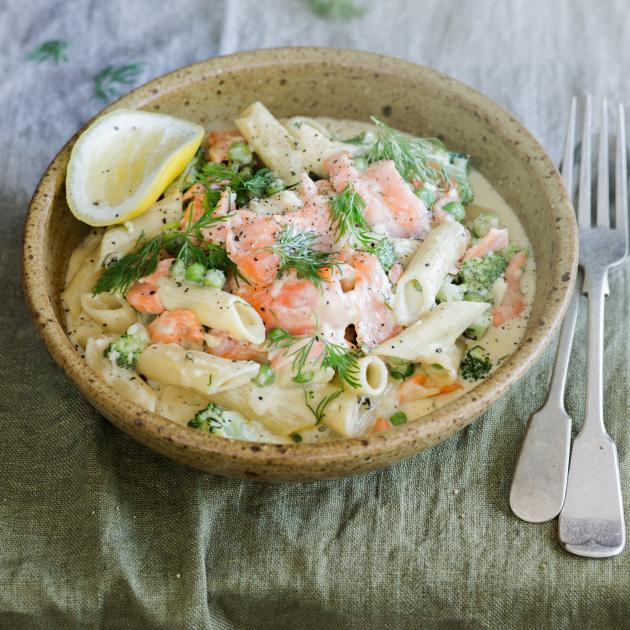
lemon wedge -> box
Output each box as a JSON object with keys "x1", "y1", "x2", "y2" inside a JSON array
[{"x1": 66, "y1": 108, "x2": 204, "y2": 226}]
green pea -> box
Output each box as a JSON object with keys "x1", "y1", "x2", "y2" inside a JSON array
[
  {"x1": 353, "y1": 155, "x2": 368, "y2": 170},
  {"x1": 290, "y1": 432, "x2": 303, "y2": 443},
  {"x1": 389, "y1": 363, "x2": 414, "y2": 380},
  {"x1": 185, "y1": 263, "x2": 206, "y2": 283},
  {"x1": 228, "y1": 141, "x2": 253, "y2": 165},
  {"x1": 169, "y1": 259, "x2": 186, "y2": 281},
  {"x1": 265, "y1": 176, "x2": 286, "y2": 196},
  {"x1": 390, "y1": 411, "x2": 408, "y2": 426},
  {"x1": 203, "y1": 268, "x2": 226, "y2": 289},
  {"x1": 443, "y1": 201, "x2": 466, "y2": 222},
  {"x1": 416, "y1": 188, "x2": 436, "y2": 208},
  {"x1": 253, "y1": 364, "x2": 275, "y2": 387},
  {"x1": 267, "y1": 327, "x2": 288, "y2": 343}
]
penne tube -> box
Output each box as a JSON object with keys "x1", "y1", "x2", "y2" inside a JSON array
[
  {"x1": 137, "y1": 344, "x2": 260, "y2": 396},
  {"x1": 96, "y1": 192, "x2": 182, "y2": 266},
  {"x1": 80, "y1": 291, "x2": 138, "y2": 334},
  {"x1": 355, "y1": 355, "x2": 388, "y2": 396},
  {"x1": 284, "y1": 117, "x2": 349, "y2": 177},
  {"x1": 61, "y1": 252, "x2": 102, "y2": 319},
  {"x1": 321, "y1": 388, "x2": 382, "y2": 438},
  {"x1": 394, "y1": 221, "x2": 467, "y2": 325},
  {"x1": 157, "y1": 277, "x2": 265, "y2": 344},
  {"x1": 372, "y1": 301, "x2": 490, "y2": 382},
  {"x1": 236, "y1": 102, "x2": 304, "y2": 185}
]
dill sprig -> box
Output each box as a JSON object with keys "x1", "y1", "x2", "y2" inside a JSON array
[
  {"x1": 367, "y1": 117, "x2": 473, "y2": 203},
  {"x1": 304, "y1": 388, "x2": 343, "y2": 424},
  {"x1": 93, "y1": 201, "x2": 232, "y2": 294},
  {"x1": 27, "y1": 40, "x2": 69, "y2": 64},
  {"x1": 270, "y1": 225, "x2": 341, "y2": 287},
  {"x1": 93, "y1": 233, "x2": 161, "y2": 295},
  {"x1": 329, "y1": 183, "x2": 396, "y2": 272},
  {"x1": 194, "y1": 163, "x2": 280, "y2": 207},
  {"x1": 266, "y1": 327, "x2": 361, "y2": 389},
  {"x1": 307, "y1": 0, "x2": 366, "y2": 20},
  {"x1": 94, "y1": 64, "x2": 143, "y2": 102}
]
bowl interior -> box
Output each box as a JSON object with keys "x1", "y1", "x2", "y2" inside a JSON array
[{"x1": 24, "y1": 48, "x2": 577, "y2": 481}]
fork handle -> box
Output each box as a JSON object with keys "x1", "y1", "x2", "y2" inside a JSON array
[
  {"x1": 581, "y1": 269, "x2": 607, "y2": 437},
  {"x1": 546, "y1": 279, "x2": 581, "y2": 408},
  {"x1": 509, "y1": 280, "x2": 579, "y2": 522},
  {"x1": 559, "y1": 267, "x2": 626, "y2": 557}
]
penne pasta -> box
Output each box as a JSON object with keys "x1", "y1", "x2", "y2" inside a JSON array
[
  {"x1": 355, "y1": 355, "x2": 388, "y2": 396},
  {"x1": 394, "y1": 221, "x2": 467, "y2": 325},
  {"x1": 80, "y1": 291, "x2": 138, "y2": 334},
  {"x1": 157, "y1": 277, "x2": 265, "y2": 344},
  {"x1": 137, "y1": 344, "x2": 260, "y2": 396},
  {"x1": 97, "y1": 192, "x2": 182, "y2": 267},
  {"x1": 236, "y1": 102, "x2": 305, "y2": 185},
  {"x1": 61, "y1": 251, "x2": 102, "y2": 319},
  {"x1": 373, "y1": 301, "x2": 491, "y2": 383}
]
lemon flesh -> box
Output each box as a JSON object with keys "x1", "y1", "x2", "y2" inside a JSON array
[{"x1": 66, "y1": 108, "x2": 204, "y2": 226}]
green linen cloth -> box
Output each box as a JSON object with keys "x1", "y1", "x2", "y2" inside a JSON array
[{"x1": 2, "y1": 1, "x2": 630, "y2": 628}]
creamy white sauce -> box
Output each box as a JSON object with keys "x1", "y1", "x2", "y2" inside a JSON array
[
  {"x1": 64, "y1": 116, "x2": 536, "y2": 441},
  {"x1": 315, "y1": 118, "x2": 536, "y2": 421}
]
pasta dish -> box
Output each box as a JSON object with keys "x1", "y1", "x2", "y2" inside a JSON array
[{"x1": 62, "y1": 102, "x2": 535, "y2": 444}]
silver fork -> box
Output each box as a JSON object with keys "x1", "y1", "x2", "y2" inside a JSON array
[
  {"x1": 509, "y1": 98, "x2": 580, "y2": 523},
  {"x1": 558, "y1": 95, "x2": 628, "y2": 558}
]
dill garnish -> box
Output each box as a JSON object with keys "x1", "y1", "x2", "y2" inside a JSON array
[
  {"x1": 270, "y1": 225, "x2": 340, "y2": 287},
  {"x1": 93, "y1": 233, "x2": 161, "y2": 295},
  {"x1": 27, "y1": 40, "x2": 69, "y2": 64},
  {"x1": 304, "y1": 388, "x2": 343, "y2": 424},
  {"x1": 266, "y1": 327, "x2": 361, "y2": 389},
  {"x1": 93, "y1": 200, "x2": 232, "y2": 295},
  {"x1": 307, "y1": 0, "x2": 366, "y2": 20},
  {"x1": 368, "y1": 117, "x2": 473, "y2": 203},
  {"x1": 194, "y1": 163, "x2": 282, "y2": 207},
  {"x1": 329, "y1": 182, "x2": 396, "y2": 272},
  {"x1": 94, "y1": 64, "x2": 143, "y2": 102}
]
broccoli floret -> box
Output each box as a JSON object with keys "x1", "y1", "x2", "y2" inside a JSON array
[
  {"x1": 458, "y1": 253, "x2": 507, "y2": 302},
  {"x1": 460, "y1": 346, "x2": 492, "y2": 381},
  {"x1": 103, "y1": 324, "x2": 148, "y2": 370},
  {"x1": 471, "y1": 212, "x2": 501, "y2": 238},
  {"x1": 501, "y1": 243, "x2": 529, "y2": 262},
  {"x1": 188, "y1": 402, "x2": 227, "y2": 433},
  {"x1": 436, "y1": 275, "x2": 467, "y2": 303}
]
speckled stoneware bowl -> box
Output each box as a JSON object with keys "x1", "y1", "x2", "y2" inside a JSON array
[{"x1": 23, "y1": 48, "x2": 577, "y2": 481}]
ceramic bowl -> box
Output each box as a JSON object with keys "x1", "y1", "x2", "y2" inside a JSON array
[{"x1": 22, "y1": 48, "x2": 577, "y2": 481}]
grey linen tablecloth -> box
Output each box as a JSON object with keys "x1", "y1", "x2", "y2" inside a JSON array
[{"x1": 1, "y1": 1, "x2": 630, "y2": 628}]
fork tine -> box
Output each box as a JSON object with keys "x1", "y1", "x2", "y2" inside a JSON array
[
  {"x1": 596, "y1": 98, "x2": 610, "y2": 227},
  {"x1": 561, "y1": 97, "x2": 577, "y2": 195},
  {"x1": 615, "y1": 103, "x2": 629, "y2": 255},
  {"x1": 578, "y1": 94, "x2": 592, "y2": 227}
]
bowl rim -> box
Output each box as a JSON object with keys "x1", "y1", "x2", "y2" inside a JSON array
[{"x1": 22, "y1": 47, "x2": 577, "y2": 479}]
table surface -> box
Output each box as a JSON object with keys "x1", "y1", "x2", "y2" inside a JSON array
[{"x1": 1, "y1": 1, "x2": 630, "y2": 628}]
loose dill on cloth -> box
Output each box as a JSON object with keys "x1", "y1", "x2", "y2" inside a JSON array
[
  {"x1": 94, "y1": 64, "x2": 144, "y2": 101},
  {"x1": 307, "y1": 0, "x2": 366, "y2": 20},
  {"x1": 27, "y1": 40, "x2": 69, "y2": 63}
]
